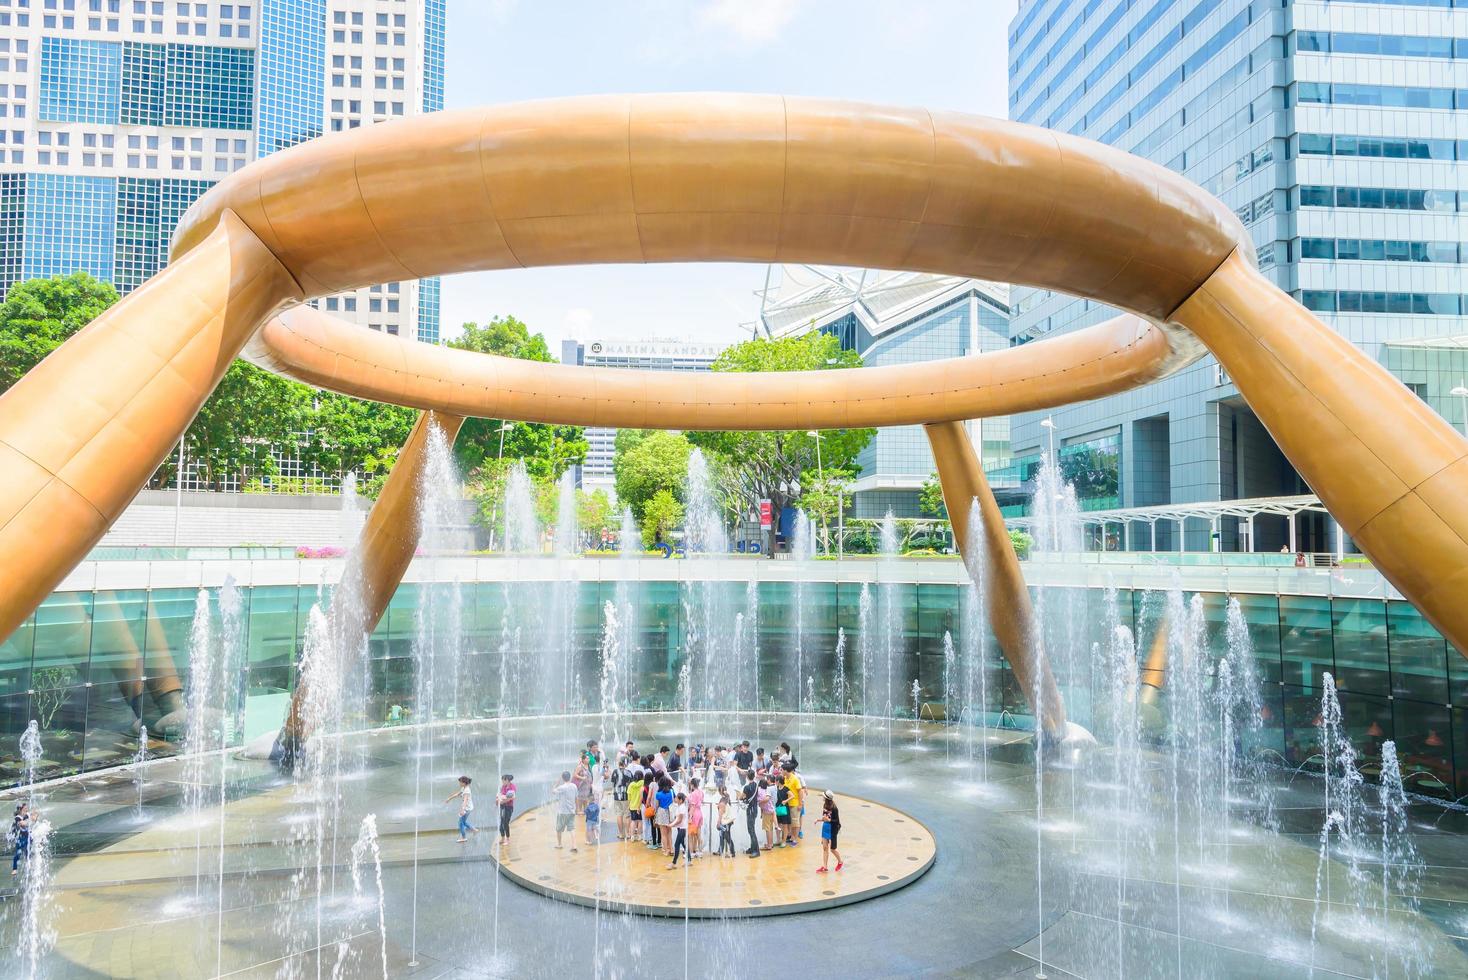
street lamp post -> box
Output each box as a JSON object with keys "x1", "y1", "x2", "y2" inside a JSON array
[
  {"x1": 496, "y1": 420, "x2": 516, "y2": 460},
  {"x1": 807, "y1": 430, "x2": 827, "y2": 553},
  {"x1": 1451, "y1": 382, "x2": 1468, "y2": 439}
]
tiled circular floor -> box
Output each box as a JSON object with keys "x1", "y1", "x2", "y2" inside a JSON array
[{"x1": 493, "y1": 789, "x2": 936, "y2": 917}]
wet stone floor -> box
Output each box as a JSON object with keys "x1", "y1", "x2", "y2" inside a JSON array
[{"x1": 1, "y1": 712, "x2": 1466, "y2": 979}]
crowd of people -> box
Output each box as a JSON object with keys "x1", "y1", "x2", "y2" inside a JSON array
[{"x1": 452, "y1": 738, "x2": 845, "y2": 874}]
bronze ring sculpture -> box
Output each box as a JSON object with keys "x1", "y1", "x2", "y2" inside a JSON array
[{"x1": 1, "y1": 94, "x2": 1465, "y2": 743}]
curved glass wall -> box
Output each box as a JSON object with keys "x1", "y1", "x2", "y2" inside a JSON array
[{"x1": 2, "y1": 579, "x2": 1463, "y2": 797}]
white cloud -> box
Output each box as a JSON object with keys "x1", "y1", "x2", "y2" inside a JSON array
[{"x1": 699, "y1": 0, "x2": 801, "y2": 45}]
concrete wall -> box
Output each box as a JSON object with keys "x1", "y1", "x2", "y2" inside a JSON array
[{"x1": 101, "y1": 491, "x2": 361, "y2": 549}]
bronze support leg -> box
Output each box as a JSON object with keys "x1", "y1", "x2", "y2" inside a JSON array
[
  {"x1": 276, "y1": 410, "x2": 464, "y2": 759},
  {"x1": 0, "y1": 212, "x2": 300, "y2": 644},
  {"x1": 924, "y1": 421, "x2": 1067, "y2": 737},
  {"x1": 1174, "y1": 250, "x2": 1468, "y2": 657}
]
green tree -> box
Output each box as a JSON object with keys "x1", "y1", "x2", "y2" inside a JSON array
[
  {"x1": 1009, "y1": 529, "x2": 1034, "y2": 560},
  {"x1": 183, "y1": 362, "x2": 313, "y2": 490},
  {"x1": 0, "y1": 273, "x2": 321, "y2": 492},
  {"x1": 797, "y1": 467, "x2": 853, "y2": 554},
  {"x1": 301, "y1": 393, "x2": 417, "y2": 482},
  {"x1": 0, "y1": 271, "x2": 118, "y2": 393},
  {"x1": 641, "y1": 489, "x2": 684, "y2": 549},
  {"x1": 613, "y1": 430, "x2": 692, "y2": 519},
  {"x1": 919, "y1": 473, "x2": 947, "y2": 519},
  {"x1": 465, "y1": 459, "x2": 511, "y2": 541},
  {"x1": 686, "y1": 332, "x2": 874, "y2": 554},
  {"x1": 446, "y1": 315, "x2": 587, "y2": 478},
  {"x1": 577, "y1": 488, "x2": 617, "y2": 546}
]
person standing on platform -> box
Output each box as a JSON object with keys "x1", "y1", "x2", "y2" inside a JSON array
[
  {"x1": 552, "y1": 770, "x2": 579, "y2": 853},
  {"x1": 584, "y1": 789, "x2": 601, "y2": 847},
  {"x1": 612, "y1": 757, "x2": 632, "y2": 840},
  {"x1": 667, "y1": 792, "x2": 689, "y2": 869},
  {"x1": 774, "y1": 773, "x2": 793, "y2": 845},
  {"x1": 742, "y1": 772, "x2": 762, "y2": 858},
  {"x1": 626, "y1": 767, "x2": 645, "y2": 845},
  {"x1": 495, "y1": 774, "x2": 516, "y2": 849},
  {"x1": 734, "y1": 741, "x2": 754, "y2": 781},
  {"x1": 716, "y1": 790, "x2": 736, "y2": 857},
  {"x1": 655, "y1": 777, "x2": 675, "y2": 857},
  {"x1": 573, "y1": 757, "x2": 591, "y2": 815},
  {"x1": 686, "y1": 777, "x2": 705, "y2": 858},
  {"x1": 816, "y1": 791, "x2": 844, "y2": 873},
  {"x1": 643, "y1": 775, "x2": 660, "y2": 849},
  {"x1": 758, "y1": 777, "x2": 776, "y2": 850}
]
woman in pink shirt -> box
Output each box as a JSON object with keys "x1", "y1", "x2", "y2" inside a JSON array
[{"x1": 686, "y1": 777, "x2": 705, "y2": 859}]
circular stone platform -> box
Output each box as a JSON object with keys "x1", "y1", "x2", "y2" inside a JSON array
[{"x1": 491, "y1": 789, "x2": 936, "y2": 918}]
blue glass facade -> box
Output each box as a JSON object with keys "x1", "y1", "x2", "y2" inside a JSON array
[
  {"x1": 423, "y1": 0, "x2": 446, "y2": 114},
  {"x1": 42, "y1": 38, "x2": 253, "y2": 130},
  {"x1": 0, "y1": 175, "x2": 24, "y2": 292},
  {"x1": 417, "y1": 275, "x2": 441, "y2": 344},
  {"x1": 22, "y1": 174, "x2": 117, "y2": 284},
  {"x1": 828, "y1": 290, "x2": 1010, "y2": 517},
  {"x1": 1007, "y1": 0, "x2": 1468, "y2": 550},
  {"x1": 113, "y1": 177, "x2": 161, "y2": 294},
  {"x1": 5, "y1": 574, "x2": 1466, "y2": 801},
  {"x1": 256, "y1": 0, "x2": 325, "y2": 158},
  {"x1": 39, "y1": 37, "x2": 122, "y2": 124},
  {"x1": 163, "y1": 44, "x2": 256, "y2": 130},
  {"x1": 0, "y1": 176, "x2": 215, "y2": 300},
  {"x1": 120, "y1": 40, "x2": 165, "y2": 126},
  {"x1": 415, "y1": 0, "x2": 447, "y2": 344},
  {"x1": 112, "y1": 177, "x2": 216, "y2": 294}
]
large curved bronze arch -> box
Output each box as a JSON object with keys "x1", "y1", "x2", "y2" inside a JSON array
[{"x1": 1, "y1": 94, "x2": 1465, "y2": 739}]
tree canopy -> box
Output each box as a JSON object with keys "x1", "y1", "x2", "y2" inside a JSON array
[
  {"x1": 446, "y1": 315, "x2": 587, "y2": 479},
  {"x1": 919, "y1": 474, "x2": 947, "y2": 519},
  {"x1": 0, "y1": 274, "x2": 586, "y2": 495},
  {"x1": 686, "y1": 331, "x2": 874, "y2": 549},
  {"x1": 640, "y1": 488, "x2": 683, "y2": 548},
  {"x1": 613, "y1": 429, "x2": 692, "y2": 519},
  {"x1": 0, "y1": 272, "x2": 119, "y2": 393}
]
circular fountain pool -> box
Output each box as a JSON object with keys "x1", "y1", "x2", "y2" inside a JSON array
[
  {"x1": 493, "y1": 792, "x2": 935, "y2": 918},
  {"x1": 8, "y1": 711, "x2": 1468, "y2": 979}
]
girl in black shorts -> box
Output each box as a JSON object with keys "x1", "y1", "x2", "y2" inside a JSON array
[
  {"x1": 774, "y1": 779, "x2": 792, "y2": 842},
  {"x1": 817, "y1": 791, "x2": 843, "y2": 872}
]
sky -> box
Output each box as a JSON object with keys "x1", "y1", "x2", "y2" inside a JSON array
[{"x1": 441, "y1": 0, "x2": 1020, "y2": 353}]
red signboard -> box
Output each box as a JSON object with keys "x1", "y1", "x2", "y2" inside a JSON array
[{"x1": 758, "y1": 499, "x2": 773, "y2": 530}]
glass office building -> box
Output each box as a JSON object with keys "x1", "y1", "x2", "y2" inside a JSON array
[
  {"x1": 1007, "y1": 0, "x2": 1468, "y2": 549},
  {"x1": 1, "y1": 0, "x2": 444, "y2": 342},
  {"x1": 757, "y1": 267, "x2": 1013, "y2": 517}
]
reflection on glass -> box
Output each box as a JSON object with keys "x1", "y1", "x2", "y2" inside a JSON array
[{"x1": 0, "y1": 578, "x2": 1462, "y2": 795}]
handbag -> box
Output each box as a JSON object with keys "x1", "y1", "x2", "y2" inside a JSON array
[{"x1": 775, "y1": 805, "x2": 788, "y2": 817}]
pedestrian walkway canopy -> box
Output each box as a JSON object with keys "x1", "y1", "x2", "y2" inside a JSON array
[{"x1": 1005, "y1": 494, "x2": 1331, "y2": 553}]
